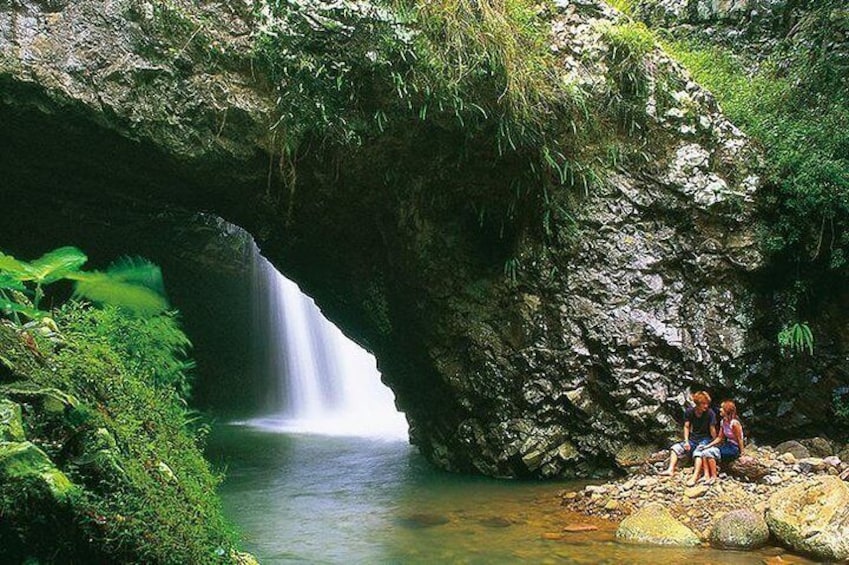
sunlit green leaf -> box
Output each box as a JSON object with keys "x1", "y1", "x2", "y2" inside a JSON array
[
  {"x1": 0, "y1": 297, "x2": 44, "y2": 320},
  {"x1": 105, "y1": 256, "x2": 166, "y2": 296},
  {"x1": 0, "y1": 251, "x2": 33, "y2": 278},
  {"x1": 0, "y1": 274, "x2": 26, "y2": 291},
  {"x1": 73, "y1": 272, "x2": 169, "y2": 316},
  {"x1": 29, "y1": 246, "x2": 88, "y2": 283}
]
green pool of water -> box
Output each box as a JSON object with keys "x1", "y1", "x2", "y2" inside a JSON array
[{"x1": 207, "y1": 424, "x2": 811, "y2": 564}]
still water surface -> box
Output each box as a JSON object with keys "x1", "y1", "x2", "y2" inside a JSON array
[{"x1": 207, "y1": 424, "x2": 811, "y2": 564}]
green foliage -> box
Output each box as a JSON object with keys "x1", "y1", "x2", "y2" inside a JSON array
[
  {"x1": 600, "y1": 21, "x2": 655, "y2": 61},
  {"x1": 251, "y1": 0, "x2": 615, "y2": 254},
  {"x1": 59, "y1": 305, "x2": 196, "y2": 398},
  {"x1": 0, "y1": 303, "x2": 236, "y2": 563},
  {"x1": 605, "y1": 0, "x2": 635, "y2": 16},
  {"x1": 399, "y1": 0, "x2": 561, "y2": 131},
  {"x1": 777, "y1": 322, "x2": 814, "y2": 356},
  {"x1": 0, "y1": 247, "x2": 169, "y2": 321},
  {"x1": 664, "y1": 5, "x2": 849, "y2": 273}
]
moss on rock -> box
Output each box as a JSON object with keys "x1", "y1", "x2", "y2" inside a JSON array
[
  {"x1": 0, "y1": 306, "x2": 241, "y2": 564},
  {"x1": 0, "y1": 399, "x2": 25, "y2": 441},
  {"x1": 615, "y1": 502, "x2": 700, "y2": 546}
]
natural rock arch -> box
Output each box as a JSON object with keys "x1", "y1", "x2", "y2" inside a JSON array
[{"x1": 2, "y1": 0, "x2": 766, "y2": 477}]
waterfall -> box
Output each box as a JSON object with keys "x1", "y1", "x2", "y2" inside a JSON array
[{"x1": 247, "y1": 250, "x2": 408, "y2": 440}]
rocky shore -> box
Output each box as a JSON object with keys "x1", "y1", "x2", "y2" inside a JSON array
[{"x1": 561, "y1": 438, "x2": 849, "y2": 561}]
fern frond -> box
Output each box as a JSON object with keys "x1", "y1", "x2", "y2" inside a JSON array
[
  {"x1": 28, "y1": 246, "x2": 88, "y2": 283},
  {"x1": 0, "y1": 252, "x2": 33, "y2": 278},
  {"x1": 72, "y1": 272, "x2": 169, "y2": 316},
  {"x1": 105, "y1": 257, "x2": 166, "y2": 296}
]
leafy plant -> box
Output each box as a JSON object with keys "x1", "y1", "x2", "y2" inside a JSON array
[
  {"x1": 0, "y1": 306, "x2": 236, "y2": 563},
  {"x1": 664, "y1": 5, "x2": 849, "y2": 273},
  {"x1": 777, "y1": 322, "x2": 814, "y2": 356},
  {"x1": 0, "y1": 247, "x2": 169, "y2": 322},
  {"x1": 59, "y1": 304, "x2": 195, "y2": 398}
]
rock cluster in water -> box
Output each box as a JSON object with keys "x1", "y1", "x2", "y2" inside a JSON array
[{"x1": 561, "y1": 438, "x2": 849, "y2": 560}]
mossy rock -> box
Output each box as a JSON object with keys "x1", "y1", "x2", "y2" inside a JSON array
[
  {"x1": 0, "y1": 399, "x2": 25, "y2": 442},
  {"x1": 0, "y1": 441, "x2": 77, "y2": 502},
  {"x1": 616, "y1": 503, "x2": 700, "y2": 546},
  {"x1": 765, "y1": 476, "x2": 849, "y2": 562},
  {"x1": 71, "y1": 428, "x2": 125, "y2": 481},
  {"x1": 709, "y1": 509, "x2": 770, "y2": 550},
  {"x1": 1, "y1": 383, "x2": 79, "y2": 415}
]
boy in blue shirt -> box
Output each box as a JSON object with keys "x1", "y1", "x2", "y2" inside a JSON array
[{"x1": 659, "y1": 391, "x2": 717, "y2": 476}]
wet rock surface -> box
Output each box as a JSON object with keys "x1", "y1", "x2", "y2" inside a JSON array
[
  {"x1": 708, "y1": 508, "x2": 769, "y2": 550},
  {"x1": 616, "y1": 502, "x2": 700, "y2": 546}
]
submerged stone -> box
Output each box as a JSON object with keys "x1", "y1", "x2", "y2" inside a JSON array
[
  {"x1": 478, "y1": 516, "x2": 512, "y2": 528},
  {"x1": 398, "y1": 512, "x2": 450, "y2": 529}
]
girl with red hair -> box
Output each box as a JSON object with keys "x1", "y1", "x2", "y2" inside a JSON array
[{"x1": 688, "y1": 400, "x2": 744, "y2": 486}]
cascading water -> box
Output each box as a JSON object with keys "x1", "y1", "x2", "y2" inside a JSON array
[{"x1": 247, "y1": 248, "x2": 408, "y2": 440}]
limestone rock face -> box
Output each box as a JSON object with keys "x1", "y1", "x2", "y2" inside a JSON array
[
  {"x1": 0, "y1": 0, "x2": 772, "y2": 477},
  {"x1": 708, "y1": 509, "x2": 769, "y2": 550},
  {"x1": 765, "y1": 476, "x2": 849, "y2": 562},
  {"x1": 616, "y1": 503, "x2": 700, "y2": 546}
]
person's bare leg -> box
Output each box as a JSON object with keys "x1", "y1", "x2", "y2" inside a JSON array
[
  {"x1": 705, "y1": 458, "x2": 718, "y2": 484},
  {"x1": 660, "y1": 452, "x2": 679, "y2": 476},
  {"x1": 687, "y1": 457, "x2": 702, "y2": 486}
]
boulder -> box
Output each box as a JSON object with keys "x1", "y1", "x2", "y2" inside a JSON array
[
  {"x1": 616, "y1": 503, "x2": 700, "y2": 546},
  {"x1": 0, "y1": 399, "x2": 25, "y2": 442},
  {"x1": 765, "y1": 476, "x2": 849, "y2": 562},
  {"x1": 797, "y1": 457, "x2": 827, "y2": 474},
  {"x1": 724, "y1": 455, "x2": 770, "y2": 482},
  {"x1": 799, "y1": 437, "x2": 835, "y2": 458},
  {"x1": 774, "y1": 440, "x2": 809, "y2": 460},
  {"x1": 708, "y1": 509, "x2": 770, "y2": 550}
]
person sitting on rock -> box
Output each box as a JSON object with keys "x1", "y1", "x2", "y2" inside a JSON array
[
  {"x1": 688, "y1": 399, "x2": 744, "y2": 486},
  {"x1": 660, "y1": 391, "x2": 717, "y2": 476}
]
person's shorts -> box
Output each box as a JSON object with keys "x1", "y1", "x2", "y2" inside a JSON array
[
  {"x1": 695, "y1": 443, "x2": 740, "y2": 460},
  {"x1": 670, "y1": 438, "x2": 710, "y2": 458}
]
